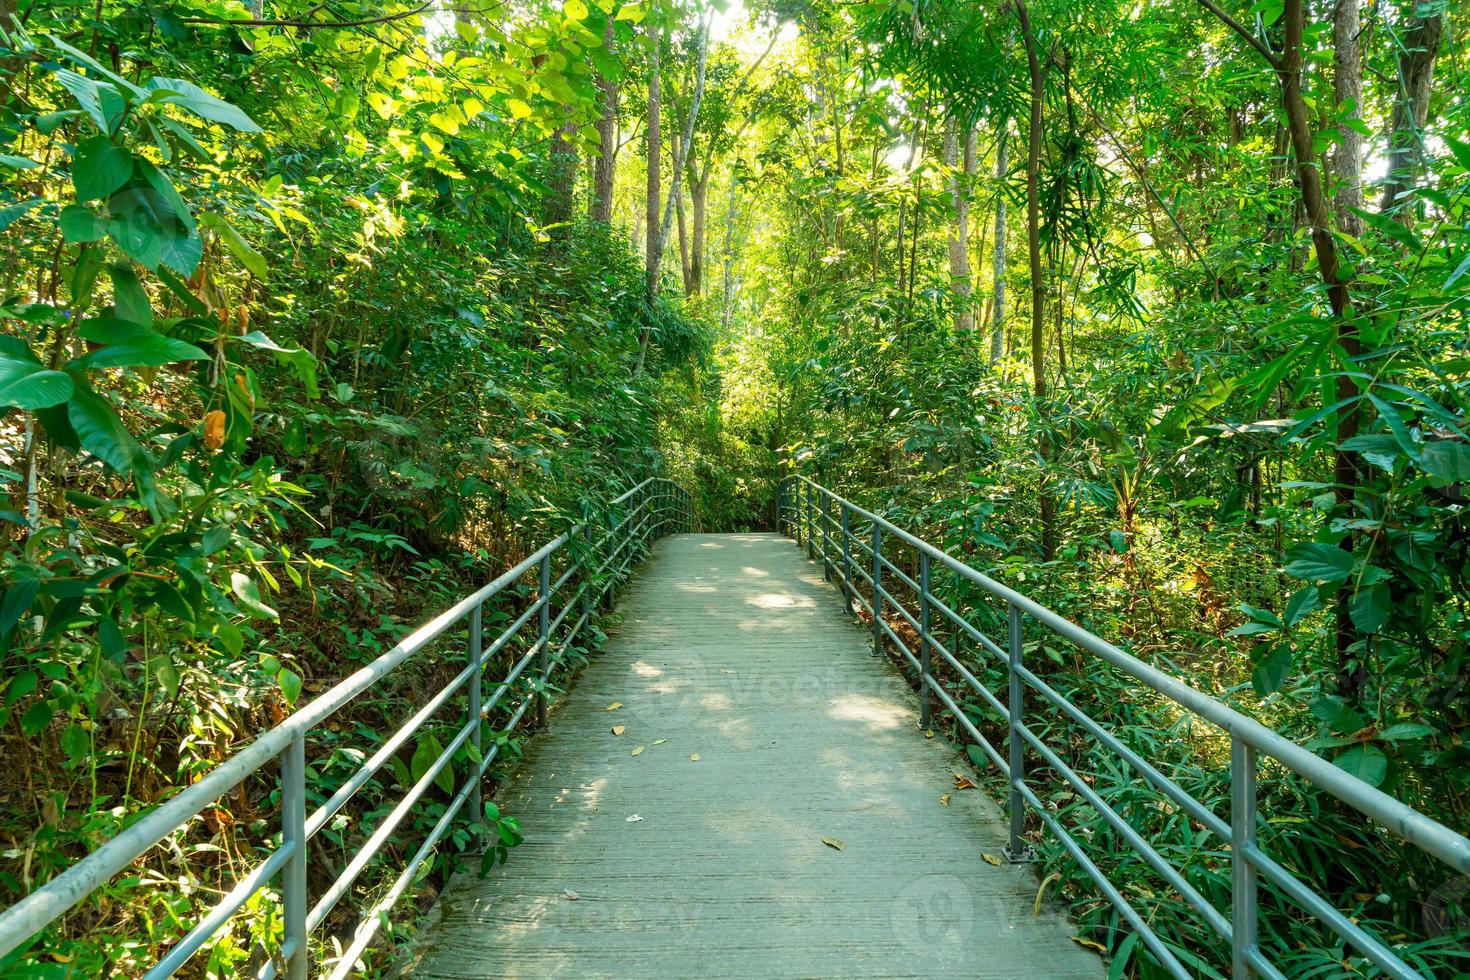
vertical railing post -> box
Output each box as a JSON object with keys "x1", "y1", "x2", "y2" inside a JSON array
[
  {"x1": 1005, "y1": 603, "x2": 1032, "y2": 861},
  {"x1": 1232, "y1": 737, "x2": 1258, "y2": 977},
  {"x1": 468, "y1": 603, "x2": 483, "y2": 830},
  {"x1": 918, "y1": 551, "x2": 932, "y2": 729},
  {"x1": 580, "y1": 524, "x2": 593, "y2": 633},
  {"x1": 820, "y1": 492, "x2": 831, "y2": 581},
  {"x1": 870, "y1": 523, "x2": 882, "y2": 658},
  {"x1": 536, "y1": 552, "x2": 551, "y2": 729},
  {"x1": 281, "y1": 732, "x2": 308, "y2": 980},
  {"x1": 606, "y1": 507, "x2": 619, "y2": 609},
  {"x1": 840, "y1": 504, "x2": 852, "y2": 610},
  {"x1": 805, "y1": 482, "x2": 815, "y2": 559}
]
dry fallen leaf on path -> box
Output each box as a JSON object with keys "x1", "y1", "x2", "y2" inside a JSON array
[
  {"x1": 606, "y1": 702, "x2": 623, "y2": 711},
  {"x1": 561, "y1": 889, "x2": 580, "y2": 901},
  {"x1": 653, "y1": 739, "x2": 667, "y2": 745},
  {"x1": 923, "y1": 729, "x2": 935, "y2": 739},
  {"x1": 631, "y1": 745, "x2": 645, "y2": 756},
  {"x1": 611, "y1": 725, "x2": 625, "y2": 736},
  {"x1": 719, "y1": 668, "x2": 737, "y2": 674},
  {"x1": 981, "y1": 853, "x2": 1003, "y2": 866},
  {"x1": 625, "y1": 814, "x2": 643, "y2": 823},
  {"x1": 939, "y1": 794, "x2": 951, "y2": 807},
  {"x1": 821, "y1": 836, "x2": 845, "y2": 851},
  {"x1": 1071, "y1": 937, "x2": 1107, "y2": 954},
  {"x1": 689, "y1": 753, "x2": 701, "y2": 762},
  {"x1": 953, "y1": 774, "x2": 978, "y2": 791}
]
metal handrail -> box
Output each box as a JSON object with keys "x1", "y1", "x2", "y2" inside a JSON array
[
  {"x1": 778, "y1": 475, "x2": 1470, "y2": 980},
  {"x1": 0, "y1": 477, "x2": 694, "y2": 978}
]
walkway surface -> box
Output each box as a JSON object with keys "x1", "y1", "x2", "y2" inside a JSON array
[{"x1": 410, "y1": 533, "x2": 1102, "y2": 978}]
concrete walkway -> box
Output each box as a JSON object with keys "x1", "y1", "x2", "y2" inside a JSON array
[{"x1": 410, "y1": 533, "x2": 1103, "y2": 979}]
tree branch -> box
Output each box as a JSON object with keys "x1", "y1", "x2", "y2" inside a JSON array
[{"x1": 1193, "y1": 0, "x2": 1282, "y2": 68}]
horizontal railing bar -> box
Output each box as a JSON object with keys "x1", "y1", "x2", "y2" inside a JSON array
[
  {"x1": 927, "y1": 634, "x2": 1010, "y2": 721},
  {"x1": 927, "y1": 592, "x2": 1008, "y2": 661},
  {"x1": 306, "y1": 661, "x2": 475, "y2": 840},
  {"x1": 1014, "y1": 721, "x2": 1233, "y2": 941},
  {"x1": 1011, "y1": 777, "x2": 1193, "y2": 979},
  {"x1": 1246, "y1": 845, "x2": 1425, "y2": 980},
  {"x1": 323, "y1": 697, "x2": 533, "y2": 980},
  {"x1": 482, "y1": 595, "x2": 547, "y2": 663},
  {"x1": 145, "y1": 842, "x2": 296, "y2": 979},
  {"x1": 306, "y1": 713, "x2": 478, "y2": 933},
  {"x1": 923, "y1": 675, "x2": 1008, "y2": 775},
  {"x1": 1013, "y1": 662, "x2": 1230, "y2": 840},
  {"x1": 788, "y1": 477, "x2": 1470, "y2": 876},
  {"x1": 0, "y1": 524, "x2": 577, "y2": 958}
]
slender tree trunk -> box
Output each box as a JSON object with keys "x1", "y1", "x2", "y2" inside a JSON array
[
  {"x1": 655, "y1": 15, "x2": 711, "y2": 279},
  {"x1": 1378, "y1": 10, "x2": 1442, "y2": 220},
  {"x1": 1332, "y1": 0, "x2": 1364, "y2": 238},
  {"x1": 1277, "y1": 0, "x2": 1360, "y2": 697},
  {"x1": 689, "y1": 173, "x2": 709, "y2": 298},
  {"x1": 990, "y1": 123, "x2": 1008, "y2": 364},
  {"x1": 721, "y1": 175, "x2": 739, "y2": 328},
  {"x1": 674, "y1": 133, "x2": 692, "y2": 294},
  {"x1": 590, "y1": 15, "x2": 619, "y2": 223},
  {"x1": 643, "y1": 20, "x2": 661, "y2": 303},
  {"x1": 1017, "y1": 2, "x2": 1056, "y2": 561},
  {"x1": 636, "y1": 19, "x2": 662, "y2": 374},
  {"x1": 944, "y1": 117, "x2": 976, "y2": 332},
  {"x1": 547, "y1": 121, "x2": 578, "y2": 247}
]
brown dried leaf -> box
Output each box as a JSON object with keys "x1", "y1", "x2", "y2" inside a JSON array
[
  {"x1": 606, "y1": 702, "x2": 623, "y2": 711},
  {"x1": 611, "y1": 725, "x2": 625, "y2": 736},
  {"x1": 981, "y1": 853, "x2": 1003, "y2": 866},
  {"x1": 203, "y1": 410, "x2": 226, "y2": 451},
  {"x1": 1071, "y1": 937, "x2": 1107, "y2": 954},
  {"x1": 953, "y1": 774, "x2": 978, "y2": 791},
  {"x1": 939, "y1": 794, "x2": 951, "y2": 807},
  {"x1": 821, "y1": 836, "x2": 844, "y2": 851},
  {"x1": 631, "y1": 745, "x2": 645, "y2": 756},
  {"x1": 689, "y1": 753, "x2": 700, "y2": 762}
]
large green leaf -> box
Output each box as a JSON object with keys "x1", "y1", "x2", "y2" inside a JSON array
[
  {"x1": 0, "y1": 198, "x2": 45, "y2": 232},
  {"x1": 1420, "y1": 441, "x2": 1470, "y2": 484},
  {"x1": 145, "y1": 77, "x2": 262, "y2": 133},
  {"x1": 0, "y1": 338, "x2": 74, "y2": 409},
  {"x1": 1349, "y1": 582, "x2": 1391, "y2": 634},
  {"x1": 1282, "y1": 542, "x2": 1354, "y2": 583},
  {"x1": 67, "y1": 387, "x2": 148, "y2": 474},
  {"x1": 230, "y1": 572, "x2": 279, "y2": 620},
  {"x1": 71, "y1": 136, "x2": 133, "y2": 201},
  {"x1": 1332, "y1": 744, "x2": 1388, "y2": 788},
  {"x1": 199, "y1": 212, "x2": 268, "y2": 279},
  {"x1": 71, "y1": 332, "x2": 208, "y2": 369}
]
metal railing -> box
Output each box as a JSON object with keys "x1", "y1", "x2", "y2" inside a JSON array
[
  {"x1": 0, "y1": 477, "x2": 693, "y2": 978},
  {"x1": 778, "y1": 475, "x2": 1470, "y2": 980}
]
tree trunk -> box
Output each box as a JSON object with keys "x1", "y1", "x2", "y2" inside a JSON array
[
  {"x1": 721, "y1": 175, "x2": 739, "y2": 328},
  {"x1": 1378, "y1": 9, "x2": 1442, "y2": 220},
  {"x1": 1332, "y1": 0, "x2": 1364, "y2": 238},
  {"x1": 990, "y1": 123, "x2": 1008, "y2": 364},
  {"x1": 643, "y1": 20, "x2": 661, "y2": 304},
  {"x1": 944, "y1": 117, "x2": 975, "y2": 332},
  {"x1": 547, "y1": 121, "x2": 578, "y2": 247},
  {"x1": 655, "y1": 15, "x2": 711, "y2": 282},
  {"x1": 1017, "y1": 2, "x2": 1056, "y2": 561},
  {"x1": 590, "y1": 15, "x2": 619, "y2": 223},
  {"x1": 635, "y1": 20, "x2": 663, "y2": 374},
  {"x1": 674, "y1": 129, "x2": 691, "y2": 294},
  {"x1": 688, "y1": 172, "x2": 709, "y2": 298},
  {"x1": 1275, "y1": 0, "x2": 1361, "y2": 697}
]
